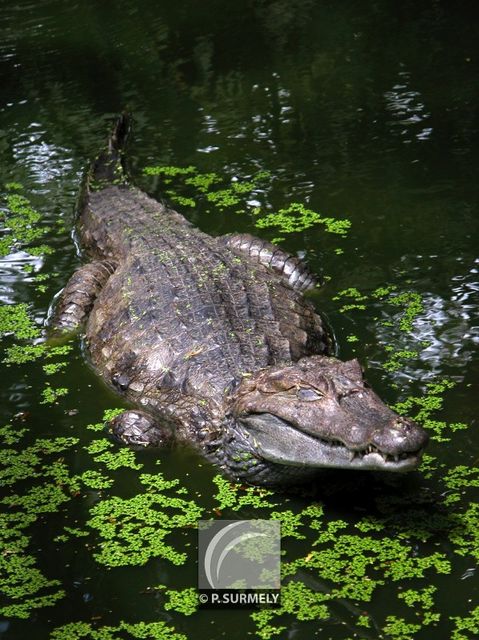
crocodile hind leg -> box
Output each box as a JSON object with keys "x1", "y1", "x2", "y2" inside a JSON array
[
  {"x1": 50, "y1": 260, "x2": 117, "y2": 333},
  {"x1": 218, "y1": 233, "x2": 317, "y2": 291},
  {"x1": 108, "y1": 410, "x2": 173, "y2": 448}
]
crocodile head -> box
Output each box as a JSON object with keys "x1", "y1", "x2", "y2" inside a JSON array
[{"x1": 230, "y1": 355, "x2": 428, "y2": 479}]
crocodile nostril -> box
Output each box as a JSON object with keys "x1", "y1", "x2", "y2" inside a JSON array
[{"x1": 395, "y1": 417, "x2": 413, "y2": 431}]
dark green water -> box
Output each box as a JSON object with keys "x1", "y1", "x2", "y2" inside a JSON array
[{"x1": 1, "y1": 2, "x2": 478, "y2": 639}]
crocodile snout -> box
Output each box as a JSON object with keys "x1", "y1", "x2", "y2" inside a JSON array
[{"x1": 372, "y1": 416, "x2": 429, "y2": 455}]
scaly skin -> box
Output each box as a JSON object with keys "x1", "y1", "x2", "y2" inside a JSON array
[{"x1": 52, "y1": 116, "x2": 429, "y2": 486}]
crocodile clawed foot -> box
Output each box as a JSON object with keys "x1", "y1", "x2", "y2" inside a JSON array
[{"x1": 107, "y1": 410, "x2": 172, "y2": 448}]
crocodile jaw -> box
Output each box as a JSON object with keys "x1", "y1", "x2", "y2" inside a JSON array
[{"x1": 238, "y1": 413, "x2": 425, "y2": 472}]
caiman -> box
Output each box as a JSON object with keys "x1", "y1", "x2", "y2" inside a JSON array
[{"x1": 52, "y1": 115, "x2": 428, "y2": 486}]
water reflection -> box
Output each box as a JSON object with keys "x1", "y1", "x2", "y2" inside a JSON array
[
  {"x1": 12, "y1": 127, "x2": 73, "y2": 185},
  {"x1": 0, "y1": 2, "x2": 478, "y2": 637},
  {"x1": 384, "y1": 68, "x2": 433, "y2": 143},
  {"x1": 0, "y1": 251, "x2": 44, "y2": 304},
  {"x1": 372, "y1": 256, "x2": 479, "y2": 384}
]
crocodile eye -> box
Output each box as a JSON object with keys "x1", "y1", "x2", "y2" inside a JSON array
[
  {"x1": 260, "y1": 370, "x2": 297, "y2": 393},
  {"x1": 297, "y1": 388, "x2": 323, "y2": 402}
]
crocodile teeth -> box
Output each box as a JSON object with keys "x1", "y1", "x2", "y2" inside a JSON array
[{"x1": 350, "y1": 446, "x2": 415, "y2": 463}]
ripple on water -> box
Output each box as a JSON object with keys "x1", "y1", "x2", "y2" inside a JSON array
[
  {"x1": 384, "y1": 68, "x2": 433, "y2": 144},
  {"x1": 373, "y1": 256, "x2": 479, "y2": 383},
  {"x1": 12, "y1": 129, "x2": 73, "y2": 185},
  {"x1": 0, "y1": 251, "x2": 45, "y2": 304}
]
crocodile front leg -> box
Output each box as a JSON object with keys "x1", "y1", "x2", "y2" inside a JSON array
[
  {"x1": 50, "y1": 260, "x2": 117, "y2": 333},
  {"x1": 108, "y1": 410, "x2": 173, "y2": 448}
]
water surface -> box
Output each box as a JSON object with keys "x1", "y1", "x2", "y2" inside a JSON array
[{"x1": 1, "y1": 2, "x2": 478, "y2": 639}]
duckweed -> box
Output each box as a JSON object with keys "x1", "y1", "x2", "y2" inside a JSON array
[
  {"x1": 141, "y1": 163, "x2": 350, "y2": 261},
  {"x1": 1, "y1": 168, "x2": 476, "y2": 640},
  {"x1": 389, "y1": 291, "x2": 424, "y2": 332},
  {"x1": 0, "y1": 427, "x2": 81, "y2": 619},
  {"x1": 86, "y1": 407, "x2": 125, "y2": 431},
  {"x1": 382, "y1": 616, "x2": 422, "y2": 640},
  {"x1": 185, "y1": 172, "x2": 222, "y2": 192},
  {"x1": 382, "y1": 348, "x2": 418, "y2": 372},
  {"x1": 161, "y1": 587, "x2": 198, "y2": 616},
  {"x1": 40, "y1": 384, "x2": 69, "y2": 404},
  {"x1": 50, "y1": 621, "x2": 188, "y2": 640},
  {"x1": 86, "y1": 475, "x2": 203, "y2": 567},
  {"x1": 212, "y1": 474, "x2": 279, "y2": 512},
  {"x1": 77, "y1": 469, "x2": 115, "y2": 490},
  {"x1": 2, "y1": 343, "x2": 46, "y2": 364},
  {"x1": 43, "y1": 361, "x2": 68, "y2": 375},
  {"x1": 0, "y1": 188, "x2": 49, "y2": 257},
  {"x1": 0, "y1": 423, "x2": 28, "y2": 445},
  {"x1": 255, "y1": 202, "x2": 351, "y2": 236},
  {"x1": 143, "y1": 165, "x2": 197, "y2": 178},
  {"x1": 393, "y1": 379, "x2": 468, "y2": 442},
  {"x1": 85, "y1": 437, "x2": 143, "y2": 470},
  {"x1": 451, "y1": 605, "x2": 479, "y2": 640},
  {"x1": 0, "y1": 303, "x2": 40, "y2": 340}
]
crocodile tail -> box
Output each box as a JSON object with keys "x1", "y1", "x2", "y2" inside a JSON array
[{"x1": 89, "y1": 112, "x2": 131, "y2": 186}]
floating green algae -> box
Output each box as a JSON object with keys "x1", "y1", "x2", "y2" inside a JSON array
[
  {"x1": 399, "y1": 585, "x2": 440, "y2": 625},
  {"x1": 1, "y1": 272, "x2": 472, "y2": 637},
  {"x1": 86, "y1": 407, "x2": 126, "y2": 431},
  {"x1": 0, "y1": 431, "x2": 79, "y2": 619},
  {"x1": 0, "y1": 184, "x2": 53, "y2": 257},
  {"x1": 334, "y1": 285, "x2": 424, "y2": 329},
  {"x1": 451, "y1": 605, "x2": 479, "y2": 640},
  {"x1": 85, "y1": 472, "x2": 203, "y2": 568},
  {"x1": 42, "y1": 361, "x2": 68, "y2": 375},
  {"x1": 0, "y1": 174, "x2": 476, "y2": 640},
  {"x1": 332, "y1": 283, "x2": 469, "y2": 440},
  {"x1": 143, "y1": 164, "x2": 267, "y2": 213},
  {"x1": 212, "y1": 474, "x2": 279, "y2": 511},
  {"x1": 143, "y1": 165, "x2": 197, "y2": 179},
  {"x1": 84, "y1": 437, "x2": 143, "y2": 470},
  {"x1": 185, "y1": 171, "x2": 222, "y2": 192},
  {"x1": 0, "y1": 399, "x2": 206, "y2": 621},
  {"x1": 245, "y1": 499, "x2": 452, "y2": 639},
  {"x1": 254, "y1": 202, "x2": 351, "y2": 237},
  {"x1": 0, "y1": 423, "x2": 28, "y2": 446},
  {"x1": 382, "y1": 616, "x2": 422, "y2": 640},
  {"x1": 50, "y1": 621, "x2": 188, "y2": 640},
  {"x1": 0, "y1": 436, "x2": 80, "y2": 487},
  {"x1": 160, "y1": 587, "x2": 198, "y2": 616},
  {"x1": 3, "y1": 343, "x2": 73, "y2": 365},
  {"x1": 0, "y1": 303, "x2": 41, "y2": 340},
  {"x1": 3, "y1": 338, "x2": 74, "y2": 410},
  {"x1": 393, "y1": 379, "x2": 468, "y2": 442},
  {"x1": 76, "y1": 469, "x2": 115, "y2": 490},
  {"x1": 40, "y1": 384, "x2": 69, "y2": 404},
  {"x1": 142, "y1": 164, "x2": 350, "y2": 246},
  {"x1": 388, "y1": 291, "x2": 425, "y2": 333},
  {"x1": 382, "y1": 347, "x2": 419, "y2": 372},
  {"x1": 333, "y1": 287, "x2": 368, "y2": 312}
]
